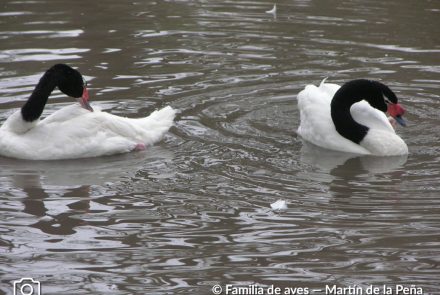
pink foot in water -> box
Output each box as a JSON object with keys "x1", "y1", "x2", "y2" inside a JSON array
[{"x1": 134, "y1": 143, "x2": 146, "y2": 151}]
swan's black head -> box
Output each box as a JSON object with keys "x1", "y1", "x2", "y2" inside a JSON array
[
  {"x1": 376, "y1": 81, "x2": 398, "y2": 104},
  {"x1": 51, "y1": 64, "x2": 85, "y2": 98},
  {"x1": 367, "y1": 80, "x2": 406, "y2": 126},
  {"x1": 365, "y1": 81, "x2": 388, "y2": 113},
  {"x1": 366, "y1": 80, "x2": 402, "y2": 113},
  {"x1": 51, "y1": 64, "x2": 92, "y2": 112}
]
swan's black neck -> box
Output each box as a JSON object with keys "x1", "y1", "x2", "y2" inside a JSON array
[
  {"x1": 21, "y1": 68, "x2": 59, "y2": 122},
  {"x1": 330, "y1": 79, "x2": 386, "y2": 144},
  {"x1": 21, "y1": 64, "x2": 85, "y2": 122}
]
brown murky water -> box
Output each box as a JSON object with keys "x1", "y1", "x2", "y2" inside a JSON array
[{"x1": 1, "y1": 0, "x2": 440, "y2": 294}]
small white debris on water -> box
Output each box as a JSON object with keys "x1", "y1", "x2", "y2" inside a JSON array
[
  {"x1": 266, "y1": 4, "x2": 277, "y2": 14},
  {"x1": 270, "y1": 199, "x2": 287, "y2": 211}
]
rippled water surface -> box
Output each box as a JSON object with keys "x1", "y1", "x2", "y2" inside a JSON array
[{"x1": 1, "y1": 0, "x2": 440, "y2": 294}]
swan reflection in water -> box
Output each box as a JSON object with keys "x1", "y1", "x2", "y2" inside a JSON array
[
  {"x1": 0, "y1": 148, "x2": 174, "y2": 235},
  {"x1": 299, "y1": 140, "x2": 407, "y2": 174},
  {"x1": 299, "y1": 140, "x2": 407, "y2": 211}
]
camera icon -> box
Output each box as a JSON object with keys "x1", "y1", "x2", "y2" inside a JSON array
[{"x1": 13, "y1": 278, "x2": 41, "y2": 295}]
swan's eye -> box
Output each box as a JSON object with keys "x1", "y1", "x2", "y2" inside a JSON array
[{"x1": 383, "y1": 96, "x2": 392, "y2": 104}]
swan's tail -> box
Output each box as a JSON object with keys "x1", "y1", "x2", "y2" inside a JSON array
[
  {"x1": 319, "y1": 77, "x2": 329, "y2": 87},
  {"x1": 144, "y1": 106, "x2": 176, "y2": 125},
  {"x1": 135, "y1": 106, "x2": 176, "y2": 145}
]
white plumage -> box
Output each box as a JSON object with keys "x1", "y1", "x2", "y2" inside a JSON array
[
  {"x1": 297, "y1": 80, "x2": 408, "y2": 156},
  {"x1": 0, "y1": 104, "x2": 176, "y2": 160}
]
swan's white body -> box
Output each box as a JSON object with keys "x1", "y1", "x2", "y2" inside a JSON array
[
  {"x1": 297, "y1": 80, "x2": 408, "y2": 156},
  {"x1": 0, "y1": 104, "x2": 176, "y2": 160}
]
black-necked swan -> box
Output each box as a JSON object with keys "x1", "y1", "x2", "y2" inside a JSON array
[
  {"x1": 0, "y1": 64, "x2": 176, "y2": 160},
  {"x1": 297, "y1": 79, "x2": 408, "y2": 156}
]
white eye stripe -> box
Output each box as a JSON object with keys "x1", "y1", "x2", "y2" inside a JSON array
[{"x1": 383, "y1": 95, "x2": 392, "y2": 104}]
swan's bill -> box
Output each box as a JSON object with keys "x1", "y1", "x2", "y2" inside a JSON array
[
  {"x1": 387, "y1": 103, "x2": 406, "y2": 127},
  {"x1": 395, "y1": 115, "x2": 406, "y2": 127},
  {"x1": 77, "y1": 87, "x2": 94, "y2": 112}
]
